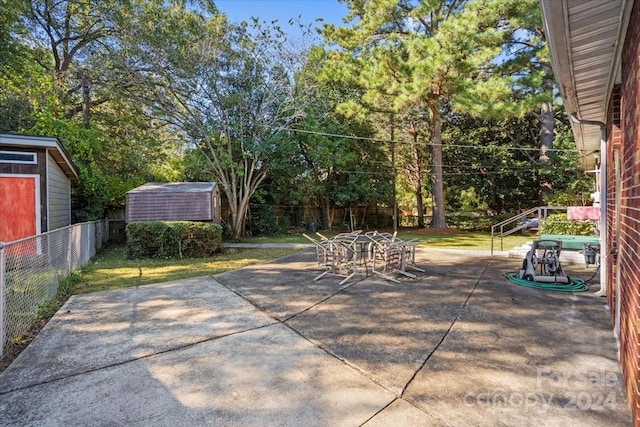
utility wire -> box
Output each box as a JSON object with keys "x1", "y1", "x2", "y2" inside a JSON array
[{"x1": 281, "y1": 126, "x2": 580, "y2": 154}]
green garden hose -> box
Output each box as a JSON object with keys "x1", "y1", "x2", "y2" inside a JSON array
[{"x1": 505, "y1": 273, "x2": 589, "y2": 292}]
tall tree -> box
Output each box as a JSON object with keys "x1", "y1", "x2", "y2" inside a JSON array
[
  {"x1": 496, "y1": 1, "x2": 555, "y2": 204},
  {"x1": 442, "y1": 110, "x2": 542, "y2": 214},
  {"x1": 23, "y1": 0, "x2": 217, "y2": 126},
  {"x1": 6, "y1": 0, "x2": 205, "y2": 217},
  {"x1": 0, "y1": 0, "x2": 27, "y2": 68},
  {"x1": 0, "y1": 0, "x2": 34, "y2": 132},
  {"x1": 116, "y1": 12, "x2": 307, "y2": 237},
  {"x1": 393, "y1": 113, "x2": 429, "y2": 227},
  {"x1": 442, "y1": 106, "x2": 590, "y2": 214},
  {"x1": 324, "y1": 0, "x2": 546, "y2": 228},
  {"x1": 24, "y1": 0, "x2": 122, "y2": 127},
  {"x1": 282, "y1": 46, "x2": 391, "y2": 230}
]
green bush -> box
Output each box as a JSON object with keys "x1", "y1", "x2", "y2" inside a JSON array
[
  {"x1": 366, "y1": 212, "x2": 393, "y2": 229},
  {"x1": 541, "y1": 213, "x2": 595, "y2": 236},
  {"x1": 126, "y1": 221, "x2": 222, "y2": 259},
  {"x1": 249, "y1": 204, "x2": 283, "y2": 236},
  {"x1": 447, "y1": 213, "x2": 494, "y2": 231}
]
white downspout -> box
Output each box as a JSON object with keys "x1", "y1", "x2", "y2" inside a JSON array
[{"x1": 571, "y1": 114, "x2": 607, "y2": 297}]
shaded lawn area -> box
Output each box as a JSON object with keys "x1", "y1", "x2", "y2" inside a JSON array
[{"x1": 76, "y1": 244, "x2": 297, "y2": 294}]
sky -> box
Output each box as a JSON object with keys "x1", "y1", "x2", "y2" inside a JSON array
[{"x1": 215, "y1": 0, "x2": 350, "y2": 31}]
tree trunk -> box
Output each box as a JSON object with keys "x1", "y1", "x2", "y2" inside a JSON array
[
  {"x1": 416, "y1": 186, "x2": 424, "y2": 228},
  {"x1": 390, "y1": 115, "x2": 398, "y2": 232},
  {"x1": 429, "y1": 108, "x2": 447, "y2": 228},
  {"x1": 81, "y1": 70, "x2": 91, "y2": 129},
  {"x1": 231, "y1": 198, "x2": 247, "y2": 239},
  {"x1": 223, "y1": 188, "x2": 242, "y2": 239},
  {"x1": 216, "y1": 160, "x2": 267, "y2": 240},
  {"x1": 538, "y1": 100, "x2": 554, "y2": 204},
  {"x1": 327, "y1": 206, "x2": 335, "y2": 231},
  {"x1": 539, "y1": 101, "x2": 553, "y2": 163},
  {"x1": 348, "y1": 207, "x2": 355, "y2": 231},
  {"x1": 320, "y1": 196, "x2": 334, "y2": 231},
  {"x1": 413, "y1": 146, "x2": 425, "y2": 228}
]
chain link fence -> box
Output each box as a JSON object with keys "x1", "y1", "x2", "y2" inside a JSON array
[{"x1": 0, "y1": 220, "x2": 109, "y2": 359}]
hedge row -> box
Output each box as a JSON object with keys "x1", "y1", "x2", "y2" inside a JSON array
[
  {"x1": 541, "y1": 213, "x2": 595, "y2": 236},
  {"x1": 126, "y1": 221, "x2": 222, "y2": 259}
]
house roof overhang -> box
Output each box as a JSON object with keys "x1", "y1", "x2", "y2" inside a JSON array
[
  {"x1": 0, "y1": 133, "x2": 79, "y2": 179},
  {"x1": 540, "y1": 0, "x2": 633, "y2": 170}
]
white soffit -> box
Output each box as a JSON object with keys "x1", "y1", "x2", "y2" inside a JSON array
[{"x1": 540, "y1": 0, "x2": 631, "y2": 170}]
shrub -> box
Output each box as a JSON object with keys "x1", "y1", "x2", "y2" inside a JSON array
[
  {"x1": 248, "y1": 204, "x2": 283, "y2": 236},
  {"x1": 126, "y1": 221, "x2": 222, "y2": 259},
  {"x1": 541, "y1": 213, "x2": 595, "y2": 236},
  {"x1": 447, "y1": 213, "x2": 493, "y2": 231}
]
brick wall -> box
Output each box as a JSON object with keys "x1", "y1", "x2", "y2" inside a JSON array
[{"x1": 617, "y1": 1, "x2": 640, "y2": 423}]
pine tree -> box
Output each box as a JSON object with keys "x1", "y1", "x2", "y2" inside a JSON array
[{"x1": 323, "y1": 0, "x2": 548, "y2": 228}]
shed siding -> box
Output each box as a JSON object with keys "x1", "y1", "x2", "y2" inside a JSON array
[
  {"x1": 615, "y1": 2, "x2": 640, "y2": 423},
  {"x1": 47, "y1": 151, "x2": 71, "y2": 230},
  {"x1": 126, "y1": 192, "x2": 214, "y2": 222},
  {"x1": 0, "y1": 148, "x2": 43, "y2": 176}
]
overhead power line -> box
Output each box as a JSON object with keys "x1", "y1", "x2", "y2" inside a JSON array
[{"x1": 280, "y1": 126, "x2": 580, "y2": 154}]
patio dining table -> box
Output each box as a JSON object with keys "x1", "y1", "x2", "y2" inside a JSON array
[{"x1": 303, "y1": 231, "x2": 424, "y2": 284}]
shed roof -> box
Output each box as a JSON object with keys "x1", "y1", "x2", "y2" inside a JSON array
[
  {"x1": 0, "y1": 133, "x2": 78, "y2": 179},
  {"x1": 540, "y1": 0, "x2": 633, "y2": 170},
  {"x1": 127, "y1": 182, "x2": 217, "y2": 194}
]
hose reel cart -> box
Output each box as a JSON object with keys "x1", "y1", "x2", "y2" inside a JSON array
[{"x1": 506, "y1": 239, "x2": 590, "y2": 292}]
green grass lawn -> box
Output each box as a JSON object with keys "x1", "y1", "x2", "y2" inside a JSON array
[
  {"x1": 76, "y1": 245, "x2": 296, "y2": 295},
  {"x1": 403, "y1": 231, "x2": 533, "y2": 251},
  {"x1": 80, "y1": 228, "x2": 532, "y2": 293},
  {"x1": 240, "y1": 228, "x2": 534, "y2": 252},
  {"x1": 79, "y1": 228, "x2": 531, "y2": 294}
]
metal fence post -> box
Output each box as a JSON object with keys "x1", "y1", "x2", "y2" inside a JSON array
[
  {"x1": 66, "y1": 225, "x2": 72, "y2": 274},
  {"x1": 0, "y1": 242, "x2": 6, "y2": 359}
]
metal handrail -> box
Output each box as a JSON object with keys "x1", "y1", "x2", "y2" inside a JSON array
[
  {"x1": 491, "y1": 206, "x2": 540, "y2": 229},
  {"x1": 490, "y1": 206, "x2": 567, "y2": 255}
]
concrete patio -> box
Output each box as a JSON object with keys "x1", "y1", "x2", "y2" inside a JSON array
[{"x1": 0, "y1": 248, "x2": 631, "y2": 426}]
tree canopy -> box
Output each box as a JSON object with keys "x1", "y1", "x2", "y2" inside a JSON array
[
  {"x1": 322, "y1": 0, "x2": 551, "y2": 228},
  {"x1": 0, "y1": 0, "x2": 590, "y2": 235}
]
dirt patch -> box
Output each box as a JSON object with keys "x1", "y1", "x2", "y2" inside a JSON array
[{"x1": 0, "y1": 319, "x2": 47, "y2": 373}]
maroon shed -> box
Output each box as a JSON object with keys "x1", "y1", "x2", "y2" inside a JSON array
[{"x1": 125, "y1": 182, "x2": 221, "y2": 224}]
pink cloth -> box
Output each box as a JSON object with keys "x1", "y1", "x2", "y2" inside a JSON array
[{"x1": 567, "y1": 206, "x2": 600, "y2": 220}]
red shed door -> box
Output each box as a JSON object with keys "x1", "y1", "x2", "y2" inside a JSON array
[{"x1": 0, "y1": 175, "x2": 40, "y2": 242}]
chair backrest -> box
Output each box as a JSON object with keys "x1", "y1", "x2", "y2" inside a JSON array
[
  {"x1": 333, "y1": 232, "x2": 357, "y2": 240},
  {"x1": 315, "y1": 232, "x2": 330, "y2": 242},
  {"x1": 303, "y1": 233, "x2": 327, "y2": 248},
  {"x1": 375, "y1": 231, "x2": 397, "y2": 242}
]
